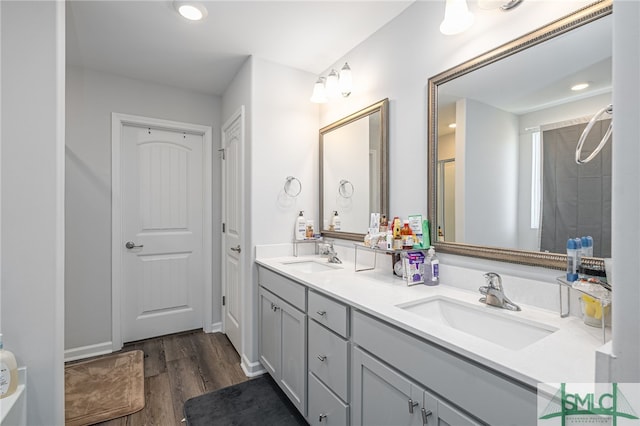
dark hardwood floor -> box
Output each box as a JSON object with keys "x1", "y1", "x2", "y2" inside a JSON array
[{"x1": 75, "y1": 330, "x2": 250, "y2": 425}]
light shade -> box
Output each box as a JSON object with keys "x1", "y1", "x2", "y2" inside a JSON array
[
  {"x1": 339, "y1": 63, "x2": 352, "y2": 97},
  {"x1": 310, "y1": 77, "x2": 328, "y2": 103},
  {"x1": 440, "y1": 0, "x2": 474, "y2": 35},
  {"x1": 174, "y1": 1, "x2": 208, "y2": 21},
  {"x1": 325, "y1": 69, "x2": 340, "y2": 98}
]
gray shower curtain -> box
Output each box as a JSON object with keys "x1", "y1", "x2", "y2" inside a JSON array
[{"x1": 540, "y1": 119, "x2": 611, "y2": 257}]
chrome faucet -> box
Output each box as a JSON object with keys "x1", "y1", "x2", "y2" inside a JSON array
[
  {"x1": 479, "y1": 272, "x2": 521, "y2": 311},
  {"x1": 320, "y1": 240, "x2": 342, "y2": 264}
]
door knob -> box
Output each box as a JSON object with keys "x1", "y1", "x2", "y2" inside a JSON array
[
  {"x1": 230, "y1": 245, "x2": 241, "y2": 253},
  {"x1": 125, "y1": 241, "x2": 143, "y2": 249}
]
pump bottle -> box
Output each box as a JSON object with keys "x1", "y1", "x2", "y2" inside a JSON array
[
  {"x1": 295, "y1": 211, "x2": 306, "y2": 241},
  {"x1": 0, "y1": 333, "x2": 18, "y2": 399}
]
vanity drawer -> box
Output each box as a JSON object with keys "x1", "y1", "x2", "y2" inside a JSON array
[
  {"x1": 308, "y1": 319, "x2": 348, "y2": 401},
  {"x1": 309, "y1": 290, "x2": 348, "y2": 337},
  {"x1": 308, "y1": 372, "x2": 349, "y2": 426},
  {"x1": 258, "y1": 267, "x2": 306, "y2": 311}
]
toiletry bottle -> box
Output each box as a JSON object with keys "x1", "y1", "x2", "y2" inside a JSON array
[
  {"x1": 581, "y1": 236, "x2": 593, "y2": 258},
  {"x1": 386, "y1": 230, "x2": 393, "y2": 250},
  {"x1": 422, "y1": 220, "x2": 431, "y2": 248},
  {"x1": 306, "y1": 220, "x2": 314, "y2": 239},
  {"x1": 379, "y1": 215, "x2": 388, "y2": 233},
  {"x1": 574, "y1": 237, "x2": 583, "y2": 276},
  {"x1": 392, "y1": 217, "x2": 401, "y2": 239},
  {"x1": 0, "y1": 333, "x2": 18, "y2": 399},
  {"x1": 295, "y1": 211, "x2": 306, "y2": 241},
  {"x1": 426, "y1": 246, "x2": 440, "y2": 286},
  {"x1": 332, "y1": 211, "x2": 341, "y2": 231},
  {"x1": 401, "y1": 220, "x2": 413, "y2": 249},
  {"x1": 566, "y1": 238, "x2": 579, "y2": 282}
]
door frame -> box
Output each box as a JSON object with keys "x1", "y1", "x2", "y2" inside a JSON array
[
  {"x1": 111, "y1": 112, "x2": 213, "y2": 351},
  {"x1": 220, "y1": 106, "x2": 245, "y2": 354}
]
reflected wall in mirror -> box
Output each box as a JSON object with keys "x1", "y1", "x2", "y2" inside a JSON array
[
  {"x1": 320, "y1": 99, "x2": 389, "y2": 241},
  {"x1": 428, "y1": 0, "x2": 611, "y2": 270}
]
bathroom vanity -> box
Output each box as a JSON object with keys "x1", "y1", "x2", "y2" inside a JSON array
[{"x1": 256, "y1": 254, "x2": 604, "y2": 426}]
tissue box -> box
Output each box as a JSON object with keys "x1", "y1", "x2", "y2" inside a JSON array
[{"x1": 403, "y1": 251, "x2": 425, "y2": 286}]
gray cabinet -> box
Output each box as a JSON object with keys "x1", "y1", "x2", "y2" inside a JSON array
[
  {"x1": 307, "y1": 290, "x2": 350, "y2": 426},
  {"x1": 258, "y1": 286, "x2": 307, "y2": 416},
  {"x1": 352, "y1": 347, "x2": 480, "y2": 426}
]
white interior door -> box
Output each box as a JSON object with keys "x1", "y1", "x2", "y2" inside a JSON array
[
  {"x1": 120, "y1": 123, "x2": 204, "y2": 343},
  {"x1": 221, "y1": 107, "x2": 244, "y2": 354}
]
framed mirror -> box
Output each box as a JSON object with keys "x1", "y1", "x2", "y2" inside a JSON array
[
  {"x1": 320, "y1": 98, "x2": 389, "y2": 241},
  {"x1": 428, "y1": 0, "x2": 611, "y2": 270}
]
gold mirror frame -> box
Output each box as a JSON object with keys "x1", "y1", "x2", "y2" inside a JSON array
[
  {"x1": 427, "y1": 0, "x2": 611, "y2": 270},
  {"x1": 320, "y1": 99, "x2": 389, "y2": 241}
]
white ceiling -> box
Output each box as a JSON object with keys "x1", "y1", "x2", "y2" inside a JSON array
[
  {"x1": 66, "y1": 0, "x2": 414, "y2": 96},
  {"x1": 437, "y1": 13, "x2": 612, "y2": 134}
]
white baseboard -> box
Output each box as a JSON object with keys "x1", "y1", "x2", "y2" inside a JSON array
[
  {"x1": 241, "y1": 354, "x2": 266, "y2": 377},
  {"x1": 64, "y1": 341, "x2": 113, "y2": 362},
  {"x1": 207, "y1": 322, "x2": 222, "y2": 333}
]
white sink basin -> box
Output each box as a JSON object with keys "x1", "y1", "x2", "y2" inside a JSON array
[
  {"x1": 397, "y1": 296, "x2": 557, "y2": 350},
  {"x1": 281, "y1": 260, "x2": 342, "y2": 273}
]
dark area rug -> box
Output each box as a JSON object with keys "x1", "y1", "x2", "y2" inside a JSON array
[{"x1": 183, "y1": 374, "x2": 308, "y2": 426}]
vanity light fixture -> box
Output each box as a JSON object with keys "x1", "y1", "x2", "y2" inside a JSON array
[
  {"x1": 571, "y1": 82, "x2": 590, "y2": 91},
  {"x1": 477, "y1": 0, "x2": 523, "y2": 11},
  {"x1": 174, "y1": 1, "x2": 208, "y2": 21},
  {"x1": 440, "y1": 0, "x2": 474, "y2": 35},
  {"x1": 310, "y1": 62, "x2": 353, "y2": 103}
]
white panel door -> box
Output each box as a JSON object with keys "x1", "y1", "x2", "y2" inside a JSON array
[
  {"x1": 121, "y1": 124, "x2": 204, "y2": 343},
  {"x1": 221, "y1": 108, "x2": 244, "y2": 354}
]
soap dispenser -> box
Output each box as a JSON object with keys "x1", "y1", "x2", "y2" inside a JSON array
[{"x1": 295, "y1": 211, "x2": 306, "y2": 241}]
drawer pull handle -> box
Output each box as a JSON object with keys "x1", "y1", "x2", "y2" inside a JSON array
[
  {"x1": 272, "y1": 304, "x2": 280, "y2": 312},
  {"x1": 317, "y1": 310, "x2": 327, "y2": 317},
  {"x1": 317, "y1": 355, "x2": 327, "y2": 362},
  {"x1": 421, "y1": 408, "x2": 433, "y2": 425},
  {"x1": 408, "y1": 399, "x2": 419, "y2": 414},
  {"x1": 319, "y1": 413, "x2": 327, "y2": 422}
]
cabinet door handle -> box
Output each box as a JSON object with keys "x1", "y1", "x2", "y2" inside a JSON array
[
  {"x1": 317, "y1": 355, "x2": 327, "y2": 362},
  {"x1": 421, "y1": 408, "x2": 433, "y2": 425},
  {"x1": 408, "y1": 399, "x2": 419, "y2": 414},
  {"x1": 316, "y1": 310, "x2": 327, "y2": 317},
  {"x1": 318, "y1": 413, "x2": 327, "y2": 422},
  {"x1": 272, "y1": 304, "x2": 280, "y2": 312}
]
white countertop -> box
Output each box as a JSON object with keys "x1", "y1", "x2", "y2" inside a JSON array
[{"x1": 256, "y1": 255, "x2": 606, "y2": 389}]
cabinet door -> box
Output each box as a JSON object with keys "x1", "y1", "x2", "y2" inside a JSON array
[
  {"x1": 423, "y1": 392, "x2": 482, "y2": 426},
  {"x1": 352, "y1": 347, "x2": 424, "y2": 426},
  {"x1": 259, "y1": 288, "x2": 280, "y2": 377},
  {"x1": 280, "y1": 298, "x2": 307, "y2": 415}
]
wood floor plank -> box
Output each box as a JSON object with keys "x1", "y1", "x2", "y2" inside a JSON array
[
  {"x1": 163, "y1": 332, "x2": 198, "y2": 362},
  {"x1": 166, "y1": 355, "x2": 208, "y2": 424},
  {"x1": 139, "y1": 338, "x2": 166, "y2": 378},
  {"x1": 86, "y1": 331, "x2": 249, "y2": 425}
]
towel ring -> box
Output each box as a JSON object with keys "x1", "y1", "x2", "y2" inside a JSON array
[
  {"x1": 338, "y1": 179, "x2": 354, "y2": 198},
  {"x1": 284, "y1": 176, "x2": 302, "y2": 197},
  {"x1": 576, "y1": 104, "x2": 613, "y2": 165}
]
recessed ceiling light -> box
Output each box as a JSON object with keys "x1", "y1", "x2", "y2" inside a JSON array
[
  {"x1": 174, "y1": 1, "x2": 208, "y2": 21},
  {"x1": 448, "y1": 123, "x2": 457, "y2": 129},
  {"x1": 571, "y1": 83, "x2": 590, "y2": 91}
]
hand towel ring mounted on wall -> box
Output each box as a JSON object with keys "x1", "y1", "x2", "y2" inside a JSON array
[
  {"x1": 575, "y1": 104, "x2": 613, "y2": 165},
  {"x1": 338, "y1": 179, "x2": 354, "y2": 198},
  {"x1": 284, "y1": 176, "x2": 302, "y2": 197}
]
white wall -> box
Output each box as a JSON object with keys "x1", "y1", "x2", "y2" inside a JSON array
[
  {"x1": 318, "y1": 0, "x2": 594, "y2": 222},
  {"x1": 65, "y1": 66, "x2": 222, "y2": 352},
  {"x1": 1, "y1": 1, "x2": 65, "y2": 423},
  {"x1": 608, "y1": 0, "x2": 640, "y2": 383},
  {"x1": 222, "y1": 56, "x2": 319, "y2": 373},
  {"x1": 459, "y1": 98, "x2": 519, "y2": 248}
]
